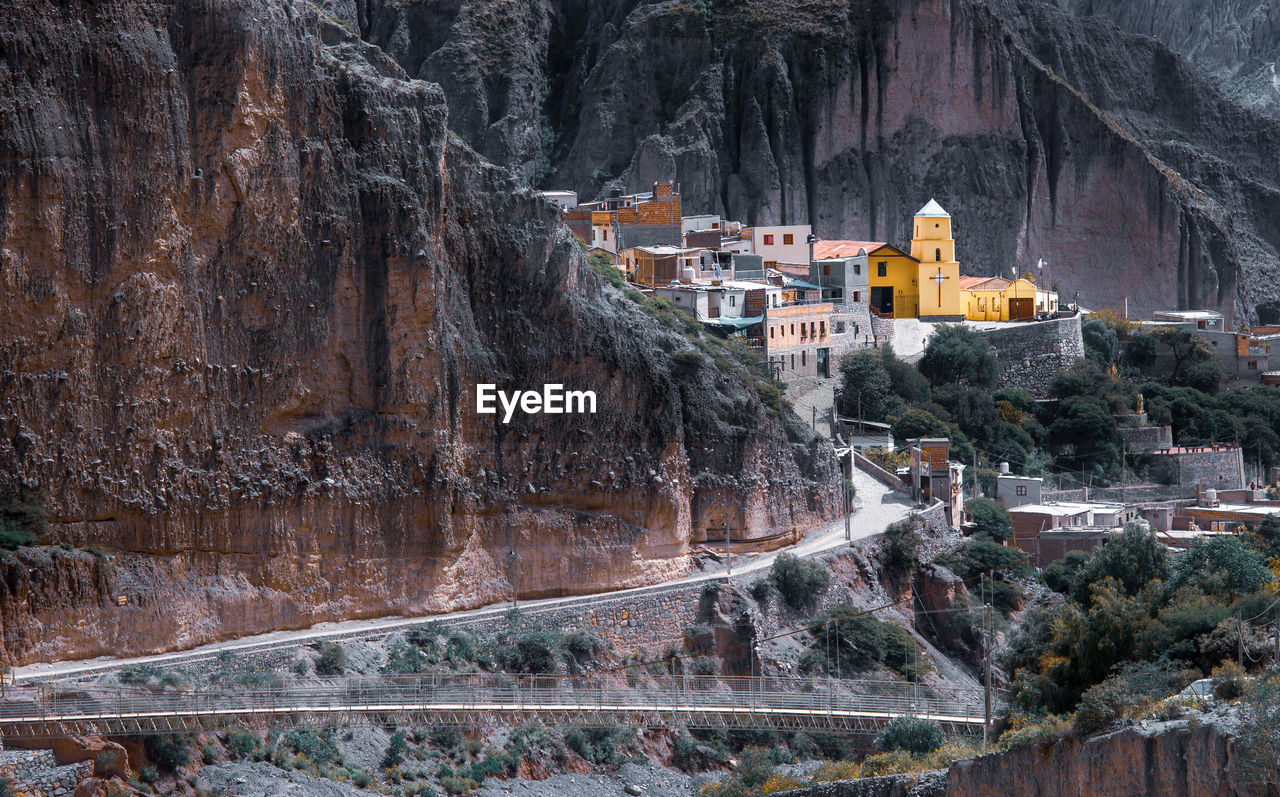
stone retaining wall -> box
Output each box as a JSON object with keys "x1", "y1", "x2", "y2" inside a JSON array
[
  {"x1": 1043, "y1": 484, "x2": 1196, "y2": 503},
  {"x1": 974, "y1": 316, "x2": 1084, "y2": 397},
  {"x1": 0, "y1": 749, "x2": 93, "y2": 797}
]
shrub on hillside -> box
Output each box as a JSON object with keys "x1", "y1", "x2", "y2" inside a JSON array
[
  {"x1": 222, "y1": 731, "x2": 259, "y2": 761},
  {"x1": 769, "y1": 553, "x2": 830, "y2": 611},
  {"x1": 966, "y1": 498, "x2": 1013, "y2": 542},
  {"x1": 143, "y1": 734, "x2": 192, "y2": 772},
  {"x1": 314, "y1": 641, "x2": 347, "y2": 676},
  {"x1": 1072, "y1": 672, "x2": 1162, "y2": 736},
  {"x1": 880, "y1": 517, "x2": 923, "y2": 575},
  {"x1": 874, "y1": 717, "x2": 944, "y2": 755}
]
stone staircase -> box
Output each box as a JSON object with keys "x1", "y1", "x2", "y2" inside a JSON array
[{"x1": 0, "y1": 740, "x2": 93, "y2": 797}]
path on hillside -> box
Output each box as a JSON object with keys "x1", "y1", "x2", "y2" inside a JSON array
[{"x1": 15, "y1": 469, "x2": 912, "y2": 684}]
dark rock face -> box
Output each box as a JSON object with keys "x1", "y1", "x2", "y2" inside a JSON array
[
  {"x1": 350, "y1": 0, "x2": 1280, "y2": 321},
  {"x1": 1052, "y1": 0, "x2": 1280, "y2": 118},
  {"x1": 0, "y1": 0, "x2": 837, "y2": 664}
]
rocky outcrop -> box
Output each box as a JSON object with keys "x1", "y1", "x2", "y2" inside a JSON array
[
  {"x1": 347, "y1": 0, "x2": 1280, "y2": 322},
  {"x1": 947, "y1": 716, "x2": 1251, "y2": 796},
  {"x1": 0, "y1": 0, "x2": 839, "y2": 665},
  {"x1": 1052, "y1": 0, "x2": 1280, "y2": 118},
  {"x1": 781, "y1": 714, "x2": 1255, "y2": 796}
]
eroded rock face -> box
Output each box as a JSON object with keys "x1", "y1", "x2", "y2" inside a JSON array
[
  {"x1": 350, "y1": 0, "x2": 1280, "y2": 321},
  {"x1": 0, "y1": 0, "x2": 838, "y2": 665},
  {"x1": 948, "y1": 716, "x2": 1249, "y2": 797},
  {"x1": 1051, "y1": 0, "x2": 1280, "y2": 118}
]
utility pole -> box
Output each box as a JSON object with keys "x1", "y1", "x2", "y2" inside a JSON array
[
  {"x1": 983, "y1": 574, "x2": 993, "y2": 747},
  {"x1": 724, "y1": 517, "x2": 731, "y2": 583},
  {"x1": 511, "y1": 543, "x2": 519, "y2": 610},
  {"x1": 1239, "y1": 617, "x2": 1244, "y2": 671},
  {"x1": 972, "y1": 449, "x2": 979, "y2": 500},
  {"x1": 1121, "y1": 441, "x2": 1127, "y2": 504},
  {"x1": 846, "y1": 445, "x2": 854, "y2": 542}
]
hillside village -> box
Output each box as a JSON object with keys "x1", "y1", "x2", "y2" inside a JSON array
[{"x1": 543, "y1": 180, "x2": 1280, "y2": 590}]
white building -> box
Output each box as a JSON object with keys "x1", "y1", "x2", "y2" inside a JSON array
[
  {"x1": 748, "y1": 225, "x2": 812, "y2": 266},
  {"x1": 997, "y1": 474, "x2": 1044, "y2": 509},
  {"x1": 538, "y1": 190, "x2": 578, "y2": 210},
  {"x1": 682, "y1": 214, "x2": 722, "y2": 234}
]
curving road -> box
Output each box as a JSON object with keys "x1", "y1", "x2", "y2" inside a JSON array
[{"x1": 14, "y1": 468, "x2": 914, "y2": 685}]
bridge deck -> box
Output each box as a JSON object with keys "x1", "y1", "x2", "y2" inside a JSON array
[{"x1": 1, "y1": 676, "x2": 1000, "y2": 738}]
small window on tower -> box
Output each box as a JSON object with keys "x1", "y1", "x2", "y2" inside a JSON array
[
  {"x1": 603, "y1": 229, "x2": 608, "y2": 240},
  {"x1": 935, "y1": 248, "x2": 942, "y2": 262},
  {"x1": 783, "y1": 233, "x2": 794, "y2": 245},
  {"x1": 763, "y1": 234, "x2": 775, "y2": 245},
  {"x1": 1016, "y1": 485, "x2": 1027, "y2": 496},
  {"x1": 877, "y1": 261, "x2": 887, "y2": 277}
]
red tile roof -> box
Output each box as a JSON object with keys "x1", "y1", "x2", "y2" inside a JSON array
[
  {"x1": 959, "y1": 276, "x2": 1013, "y2": 291},
  {"x1": 813, "y1": 240, "x2": 885, "y2": 259}
]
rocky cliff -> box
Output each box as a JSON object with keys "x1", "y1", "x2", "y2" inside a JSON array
[
  {"x1": 1053, "y1": 0, "x2": 1280, "y2": 119},
  {"x1": 349, "y1": 0, "x2": 1280, "y2": 321},
  {"x1": 781, "y1": 713, "x2": 1256, "y2": 796},
  {"x1": 0, "y1": 0, "x2": 838, "y2": 665}
]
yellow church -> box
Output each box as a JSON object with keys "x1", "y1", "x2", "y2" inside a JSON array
[
  {"x1": 865, "y1": 199, "x2": 963, "y2": 321},
  {"x1": 860, "y1": 199, "x2": 1051, "y2": 322}
]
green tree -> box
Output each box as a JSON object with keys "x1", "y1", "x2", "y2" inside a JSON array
[
  {"x1": 874, "y1": 717, "x2": 944, "y2": 755},
  {"x1": 1071, "y1": 524, "x2": 1167, "y2": 604},
  {"x1": 919, "y1": 325, "x2": 998, "y2": 388},
  {"x1": 881, "y1": 517, "x2": 923, "y2": 575},
  {"x1": 966, "y1": 498, "x2": 1013, "y2": 542},
  {"x1": 1122, "y1": 331, "x2": 1158, "y2": 372},
  {"x1": 314, "y1": 641, "x2": 347, "y2": 676},
  {"x1": 837, "y1": 352, "x2": 897, "y2": 422},
  {"x1": 1168, "y1": 536, "x2": 1272, "y2": 600},
  {"x1": 1048, "y1": 395, "x2": 1122, "y2": 474},
  {"x1": 1042, "y1": 550, "x2": 1090, "y2": 593},
  {"x1": 769, "y1": 553, "x2": 831, "y2": 611},
  {"x1": 890, "y1": 408, "x2": 950, "y2": 441},
  {"x1": 1082, "y1": 319, "x2": 1118, "y2": 364},
  {"x1": 383, "y1": 732, "x2": 408, "y2": 770},
  {"x1": 880, "y1": 344, "x2": 931, "y2": 405}
]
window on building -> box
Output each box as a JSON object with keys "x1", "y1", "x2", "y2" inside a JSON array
[
  {"x1": 854, "y1": 262, "x2": 861, "y2": 274},
  {"x1": 770, "y1": 327, "x2": 774, "y2": 339},
  {"x1": 1016, "y1": 485, "x2": 1027, "y2": 496},
  {"x1": 730, "y1": 295, "x2": 736, "y2": 306},
  {"x1": 602, "y1": 229, "x2": 608, "y2": 240},
  {"x1": 763, "y1": 234, "x2": 775, "y2": 245},
  {"x1": 835, "y1": 321, "x2": 846, "y2": 333},
  {"x1": 935, "y1": 248, "x2": 942, "y2": 262},
  {"x1": 791, "y1": 354, "x2": 795, "y2": 368},
  {"x1": 853, "y1": 291, "x2": 860, "y2": 302},
  {"x1": 783, "y1": 233, "x2": 794, "y2": 245},
  {"x1": 790, "y1": 324, "x2": 795, "y2": 335},
  {"x1": 823, "y1": 265, "x2": 830, "y2": 276},
  {"x1": 802, "y1": 351, "x2": 806, "y2": 366},
  {"x1": 877, "y1": 261, "x2": 887, "y2": 277},
  {"x1": 1249, "y1": 360, "x2": 1259, "y2": 370},
  {"x1": 820, "y1": 321, "x2": 826, "y2": 336},
  {"x1": 712, "y1": 222, "x2": 719, "y2": 229}
]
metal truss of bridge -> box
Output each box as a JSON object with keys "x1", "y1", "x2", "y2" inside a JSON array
[{"x1": 0, "y1": 675, "x2": 1000, "y2": 740}]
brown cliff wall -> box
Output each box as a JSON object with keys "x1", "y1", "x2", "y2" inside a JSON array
[
  {"x1": 353, "y1": 0, "x2": 1280, "y2": 321},
  {"x1": 0, "y1": 0, "x2": 839, "y2": 665}
]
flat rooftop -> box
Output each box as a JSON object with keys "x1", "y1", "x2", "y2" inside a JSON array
[{"x1": 1010, "y1": 501, "x2": 1128, "y2": 517}]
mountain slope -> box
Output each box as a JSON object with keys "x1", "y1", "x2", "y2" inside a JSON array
[
  {"x1": 0, "y1": 0, "x2": 838, "y2": 665},
  {"x1": 350, "y1": 0, "x2": 1280, "y2": 321}
]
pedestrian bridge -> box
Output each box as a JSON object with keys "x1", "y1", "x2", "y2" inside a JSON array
[{"x1": 0, "y1": 675, "x2": 997, "y2": 739}]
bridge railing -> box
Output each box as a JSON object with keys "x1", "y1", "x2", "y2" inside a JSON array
[{"x1": 5, "y1": 674, "x2": 998, "y2": 729}]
